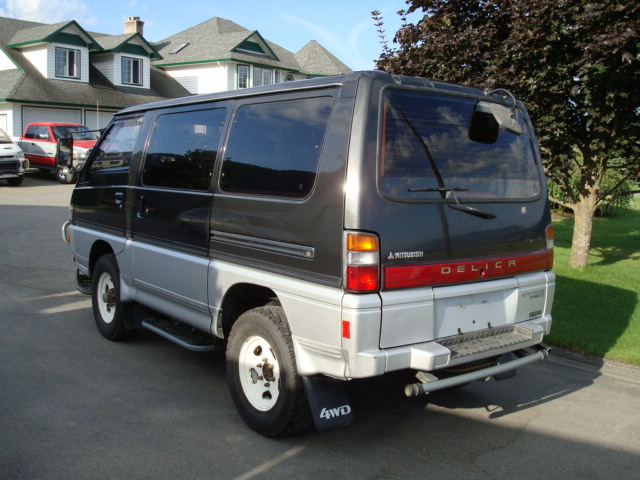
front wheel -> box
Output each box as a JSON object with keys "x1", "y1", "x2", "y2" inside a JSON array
[
  {"x1": 226, "y1": 306, "x2": 311, "y2": 437},
  {"x1": 91, "y1": 254, "x2": 135, "y2": 341},
  {"x1": 56, "y1": 166, "x2": 76, "y2": 184},
  {"x1": 7, "y1": 176, "x2": 23, "y2": 186}
]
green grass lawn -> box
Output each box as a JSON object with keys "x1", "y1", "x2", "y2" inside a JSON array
[{"x1": 547, "y1": 197, "x2": 640, "y2": 365}]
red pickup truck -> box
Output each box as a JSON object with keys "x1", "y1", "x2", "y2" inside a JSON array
[{"x1": 17, "y1": 122, "x2": 99, "y2": 183}]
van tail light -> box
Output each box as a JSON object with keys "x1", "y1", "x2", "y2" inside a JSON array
[
  {"x1": 546, "y1": 224, "x2": 554, "y2": 269},
  {"x1": 345, "y1": 233, "x2": 380, "y2": 292}
]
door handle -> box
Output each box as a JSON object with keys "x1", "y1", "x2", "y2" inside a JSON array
[
  {"x1": 137, "y1": 195, "x2": 147, "y2": 218},
  {"x1": 114, "y1": 191, "x2": 124, "y2": 208}
]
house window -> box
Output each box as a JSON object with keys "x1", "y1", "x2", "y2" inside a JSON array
[
  {"x1": 122, "y1": 57, "x2": 143, "y2": 86},
  {"x1": 253, "y1": 67, "x2": 273, "y2": 87},
  {"x1": 237, "y1": 65, "x2": 249, "y2": 89},
  {"x1": 55, "y1": 47, "x2": 80, "y2": 79}
]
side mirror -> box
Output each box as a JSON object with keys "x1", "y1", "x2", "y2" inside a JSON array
[{"x1": 56, "y1": 137, "x2": 73, "y2": 166}]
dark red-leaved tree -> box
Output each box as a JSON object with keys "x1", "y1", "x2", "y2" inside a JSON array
[{"x1": 374, "y1": 0, "x2": 640, "y2": 268}]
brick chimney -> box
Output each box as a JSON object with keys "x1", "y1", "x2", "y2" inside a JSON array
[{"x1": 124, "y1": 16, "x2": 144, "y2": 35}]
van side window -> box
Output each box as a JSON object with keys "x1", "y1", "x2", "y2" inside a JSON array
[
  {"x1": 220, "y1": 97, "x2": 333, "y2": 198},
  {"x1": 84, "y1": 118, "x2": 141, "y2": 186},
  {"x1": 142, "y1": 109, "x2": 225, "y2": 191}
]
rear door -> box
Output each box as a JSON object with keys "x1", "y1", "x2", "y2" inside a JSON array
[
  {"x1": 375, "y1": 88, "x2": 548, "y2": 274},
  {"x1": 354, "y1": 87, "x2": 552, "y2": 348},
  {"x1": 131, "y1": 105, "x2": 228, "y2": 330}
]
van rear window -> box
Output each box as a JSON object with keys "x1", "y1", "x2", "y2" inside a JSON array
[
  {"x1": 220, "y1": 97, "x2": 333, "y2": 198},
  {"x1": 379, "y1": 90, "x2": 541, "y2": 202}
]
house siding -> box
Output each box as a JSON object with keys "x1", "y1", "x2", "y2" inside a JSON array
[
  {"x1": 83, "y1": 109, "x2": 116, "y2": 130},
  {"x1": 92, "y1": 53, "x2": 115, "y2": 83},
  {"x1": 0, "y1": 102, "x2": 15, "y2": 132},
  {"x1": 173, "y1": 75, "x2": 199, "y2": 94},
  {"x1": 164, "y1": 63, "x2": 228, "y2": 94},
  {"x1": 21, "y1": 45, "x2": 48, "y2": 77},
  {"x1": 0, "y1": 102, "x2": 24, "y2": 138},
  {"x1": 0, "y1": 16, "x2": 350, "y2": 141},
  {"x1": 0, "y1": 48, "x2": 18, "y2": 72}
]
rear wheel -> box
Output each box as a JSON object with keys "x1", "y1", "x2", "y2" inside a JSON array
[
  {"x1": 226, "y1": 306, "x2": 311, "y2": 437},
  {"x1": 91, "y1": 254, "x2": 135, "y2": 341}
]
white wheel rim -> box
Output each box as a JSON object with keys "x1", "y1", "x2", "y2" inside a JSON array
[
  {"x1": 238, "y1": 335, "x2": 280, "y2": 411},
  {"x1": 96, "y1": 272, "x2": 116, "y2": 324}
]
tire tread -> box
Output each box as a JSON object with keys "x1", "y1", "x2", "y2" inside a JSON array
[{"x1": 226, "y1": 306, "x2": 312, "y2": 437}]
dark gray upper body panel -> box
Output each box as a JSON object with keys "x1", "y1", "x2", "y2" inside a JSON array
[{"x1": 71, "y1": 71, "x2": 551, "y2": 291}]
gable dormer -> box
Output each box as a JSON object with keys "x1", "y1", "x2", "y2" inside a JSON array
[
  {"x1": 92, "y1": 33, "x2": 161, "y2": 89},
  {"x1": 232, "y1": 32, "x2": 279, "y2": 61},
  {"x1": 8, "y1": 20, "x2": 100, "y2": 83}
]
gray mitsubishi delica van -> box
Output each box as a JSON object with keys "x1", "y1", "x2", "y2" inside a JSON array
[{"x1": 62, "y1": 70, "x2": 555, "y2": 437}]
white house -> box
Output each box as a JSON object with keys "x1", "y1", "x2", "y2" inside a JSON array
[
  {"x1": 152, "y1": 17, "x2": 351, "y2": 95},
  {"x1": 0, "y1": 15, "x2": 351, "y2": 137}
]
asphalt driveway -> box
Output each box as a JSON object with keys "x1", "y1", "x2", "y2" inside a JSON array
[{"x1": 1, "y1": 173, "x2": 639, "y2": 479}]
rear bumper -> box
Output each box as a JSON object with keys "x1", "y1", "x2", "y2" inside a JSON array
[
  {"x1": 350, "y1": 315, "x2": 551, "y2": 378},
  {"x1": 404, "y1": 344, "x2": 551, "y2": 396}
]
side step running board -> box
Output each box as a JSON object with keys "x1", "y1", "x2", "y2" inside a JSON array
[
  {"x1": 405, "y1": 345, "x2": 551, "y2": 397},
  {"x1": 142, "y1": 317, "x2": 221, "y2": 352}
]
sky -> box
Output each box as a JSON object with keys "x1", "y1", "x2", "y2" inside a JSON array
[{"x1": 0, "y1": 0, "x2": 421, "y2": 71}]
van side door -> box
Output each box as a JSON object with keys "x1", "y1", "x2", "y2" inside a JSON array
[{"x1": 131, "y1": 105, "x2": 228, "y2": 332}]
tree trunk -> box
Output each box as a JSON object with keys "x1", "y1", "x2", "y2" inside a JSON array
[{"x1": 568, "y1": 191, "x2": 599, "y2": 269}]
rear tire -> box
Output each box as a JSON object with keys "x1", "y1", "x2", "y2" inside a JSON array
[
  {"x1": 226, "y1": 306, "x2": 311, "y2": 437},
  {"x1": 91, "y1": 254, "x2": 135, "y2": 341}
]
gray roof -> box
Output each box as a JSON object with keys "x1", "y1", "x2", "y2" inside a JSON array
[
  {"x1": 0, "y1": 16, "x2": 188, "y2": 109},
  {"x1": 92, "y1": 33, "x2": 136, "y2": 50},
  {"x1": 295, "y1": 40, "x2": 352, "y2": 76},
  {"x1": 8, "y1": 19, "x2": 101, "y2": 51},
  {"x1": 90, "y1": 32, "x2": 162, "y2": 59},
  {"x1": 8, "y1": 20, "x2": 71, "y2": 46},
  {"x1": 153, "y1": 17, "x2": 351, "y2": 75},
  {"x1": 0, "y1": 14, "x2": 351, "y2": 112}
]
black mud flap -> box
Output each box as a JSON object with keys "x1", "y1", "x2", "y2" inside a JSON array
[{"x1": 303, "y1": 376, "x2": 354, "y2": 432}]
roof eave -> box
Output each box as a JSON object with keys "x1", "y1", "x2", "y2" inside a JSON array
[{"x1": 154, "y1": 57, "x2": 300, "y2": 74}]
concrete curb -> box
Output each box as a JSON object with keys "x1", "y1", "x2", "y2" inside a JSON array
[{"x1": 549, "y1": 346, "x2": 640, "y2": 385}]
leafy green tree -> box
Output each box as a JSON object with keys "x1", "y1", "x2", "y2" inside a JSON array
[{"x1": 374, "y1": 0, "x2": 640, "y2": 268}]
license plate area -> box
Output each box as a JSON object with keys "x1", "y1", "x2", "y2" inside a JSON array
[{"x1": 434, "y1": 280, "x2": 518, "y2": 338}]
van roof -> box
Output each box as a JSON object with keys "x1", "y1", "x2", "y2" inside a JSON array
[
  {"x1": 118, "y1": 73, "x2": 352, "y2": 115},
  {"x1": 116, "y1": 71, "x2": 493, "y2": 116}
]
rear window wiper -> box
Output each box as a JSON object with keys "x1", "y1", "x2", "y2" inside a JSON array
[
  {"x1": 408, "y1": 187, "x2": 469, "y2": 193},
  {"x1": 448, "y1": 203, "x2": 496, "y2": 219},
  {"x1": 398, "y1": 109, "x2": 496, "y2": 220},
  {"x1": 407, "y1": 187, "x2": 496, "y2": 219}
]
